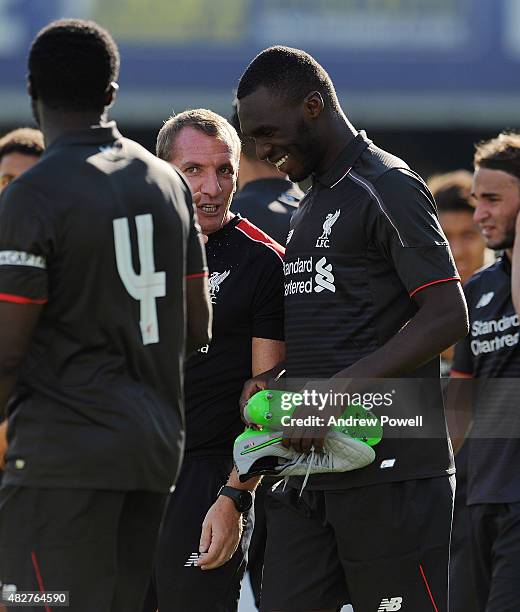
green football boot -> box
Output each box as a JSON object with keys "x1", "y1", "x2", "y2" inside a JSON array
[{"x1": 243, "y1": 389, "x2": 383, "y2": 446}]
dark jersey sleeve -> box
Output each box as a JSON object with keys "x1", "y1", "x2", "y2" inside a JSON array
[
  {"x1": 452, "y1": 283, "x2": 475, "y2": 375},
  {"x1": 251, "y1": 249, "x2": 285, "y2": 341},
  {"x1": 452, "y1": 333, "x2": 474, "y2": 375},
  {"x1": 369, "y1": 168, "x2": 460, "y2": 296},
  {"x1": 0, "y1": 180, "x2": 53, "y2": 303}
]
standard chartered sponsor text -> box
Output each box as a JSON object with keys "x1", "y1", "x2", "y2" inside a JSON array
[
  {"x1": 472, "y1": 314, "x2": 518, "y2": 336},
  {"x1": 470, "y1": 314, "x2": 519, "y2": 355},
  {"x1": 284, "y1": 255, "x2": 336, "y2": 295}
]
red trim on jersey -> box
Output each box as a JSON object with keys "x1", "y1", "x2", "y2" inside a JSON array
[
  {"x1": 186, "y1": 272, "x2": 208, "y2": 280},
  {"x1": 419, "y1": 564, "x2": 439, "y2": 612},
  {"x1": 450, "y1": 369, "x2": 473, "y2": 379},
  {"x1": 235, "y1": 219, "x2": 285, "y2": 261},
  {"x1": 31, "y1": 551, "x2": 52, "y2": 612},
  {"x1": 409, "y1": 277, "x2": 460, "y2": 298},
  {"x1": 0, "y1": 293, "x2": 47, "y2": 305}
]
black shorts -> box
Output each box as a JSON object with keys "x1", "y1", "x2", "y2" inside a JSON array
[
  {"x1": 0, "y1": 486, "x2": 167, "y2": 612},
  {"x1": 469, "y1": 501, "x2": 520, "y2": 612},
  {"x1": 144, "y1": 456, "x2": 253, "y2": 612},
  {"x1": 261, "y1": 476, "x2": 454, "y2": 612}
]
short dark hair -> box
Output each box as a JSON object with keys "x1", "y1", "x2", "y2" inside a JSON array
[
  {"x1": 236, "y1": 46, "x2": 340, "y2": 111},
  {"x1": 229, "y1": 102, "x2": 256, "y2": 159},
  {"x1": 156, "y1": 109, "x2": 240, "y2": 163},
  {"x1": 28, "y1": 19, "x2": 120, "y2": 112},
  {"x1": 0, "y1": 128, "x2": 44, "y2": 162},
  {"x1": 474, "y1": 132, "x2": 520, "y2": 181},
  {"x1": 428, "y1": 170, "x2": 474, "y2": 214}
]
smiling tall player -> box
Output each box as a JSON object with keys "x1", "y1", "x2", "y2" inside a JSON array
[{"x1": 237, "y1": 46, "x2": 468, "y2": 612}]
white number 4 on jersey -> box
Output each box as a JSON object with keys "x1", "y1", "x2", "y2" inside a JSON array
[{"x1": 113, "y1": 214, "x2": 166, "y2": 345}]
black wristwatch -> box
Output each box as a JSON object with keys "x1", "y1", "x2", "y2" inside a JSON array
[{"x1": 218, "y1": 486, "x2": 254, "y2": 513}]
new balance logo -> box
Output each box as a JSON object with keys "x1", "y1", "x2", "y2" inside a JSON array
[
  {"x1": 476, "y1": 292, "x2": 494, "y2": 308},
  {"x1": 378, "y1": 596, "x2": 403, "y2": 611},
  {"x1": 314, "y1": 257, "x2": 335, "y2": 293},
  {"x1": 184, "y1": 552, "x2": 201, "y2": 567}
]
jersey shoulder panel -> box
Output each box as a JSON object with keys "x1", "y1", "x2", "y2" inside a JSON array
[
  {"x1": 233, "y1": 217, "x2": 285, "y2": 261},
  {"x1": 353, "y1": 142, "x2": 411, "y2": 184},
  {"x1": 464, "y1": 260, "x2": 502, "y2": 298}
]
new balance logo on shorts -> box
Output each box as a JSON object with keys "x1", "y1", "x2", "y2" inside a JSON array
[
  {"x1": 184, "y1": 552, "x2": 201, "y2": 567},
  {"x1": 378, "y1": 597, "x2": 403, "y2": 611}
]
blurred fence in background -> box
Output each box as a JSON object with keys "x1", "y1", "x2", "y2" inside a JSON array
[{"x1": 0, "y1": 0, "x2": 518, "y2": 176}]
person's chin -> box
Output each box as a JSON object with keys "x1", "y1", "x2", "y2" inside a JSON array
[
  {"x1": 288, "y1": 167, "x2": 311, "y2": 183},
  {"x1": 200, "y1": 217, "x2": 225, "y2": 235}
]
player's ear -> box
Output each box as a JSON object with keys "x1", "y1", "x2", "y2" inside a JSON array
[
  {"x1": 27, "y1": 75, "x2": 37, "y2": 100},
  {"x1": 105, "y1": 81, "x2": 119, "y2": 108},
  {"x1": 303, "y1": 91, "x2": 324, "y2": 121}
]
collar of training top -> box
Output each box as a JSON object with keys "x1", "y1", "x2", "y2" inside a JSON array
[
  {"x1": 314, "y1": 130, "x2": 371, "y2": 188},
  {"x1": 44, "y1": 121, "x2": 122, "y2": 153},
  {"x1": 206, "y1": 213, "x2": 242, "y2": 242},
  {"x1": 499, "y1": 252, "x2": 511, "y2": 276}
]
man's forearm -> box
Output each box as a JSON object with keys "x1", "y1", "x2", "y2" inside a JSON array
[
  {"x1": 0, "y1": 419, "x2": 8, "y2": 470},
  {"x1": 226, "y1": 466, "x2": 261, "y2": 492},
  {"x1": 0, "y1": 372, "x2": 19, "y2": 418},
  {"x1": 0, "y1": 302, "x2": 43, "y2": 415},
  {"x1": 446, "y1": 375, "x2": 474, "y2": 454}
]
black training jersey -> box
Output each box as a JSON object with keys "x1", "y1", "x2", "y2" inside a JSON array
[
  {"x1": 453, "y1": 255, "x2": 520, "y2": 504},
  {"x1": 231, "y1": 178, "x2": 303, "y2": 245},
  {"x1": 284, "y1": 131, "x2": 459, "y2": 490},
  {"x1": 184, "y1": 215, "x2": 284, "y2": 456},
  {"x1": 0, "y1": 123, "x2": 207, "y2": 492}
]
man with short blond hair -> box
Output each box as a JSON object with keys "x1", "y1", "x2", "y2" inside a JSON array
[{"x1": 144, "y1": 109, "x2": 285, "y2": 612}]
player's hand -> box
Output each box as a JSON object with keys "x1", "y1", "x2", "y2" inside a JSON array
[
  {"x1": 239, "y1": 362, "x2": 286, "y2": 423},
  {"x1": 282, "y1": 402, "x2": 329, "y2": 454},
  {"x1": 197, "y1": 496, "x2": 243, "y2": 570},
  {"x1": 239, "y1": 373, "x2": 270, "y2": 424},
  {"x1": 0, "y1": 420, "x2": 7, "y2": 471},
  {"x1": 282, "y1": 382, "x2": 342, "y2": 454}
]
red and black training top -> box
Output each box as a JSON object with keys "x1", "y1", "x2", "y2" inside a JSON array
[{"x1": 185, "y1": 214, "x2": 284, "y2": 457}]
